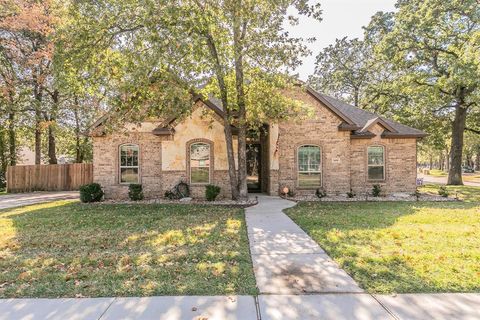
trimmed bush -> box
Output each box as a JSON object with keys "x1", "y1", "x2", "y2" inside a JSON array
[
  {"x1": 79, "y1": 183, "x2": 104, "y2": 203},
  {"x1": 128, "y1": 184, "x2": 144, "y2": 201},
  {"x1": 315, "y1": 188, "x2": 327, "y2": 198},
  {"x1": 372, "y1": 184, "x2": 382, "y2": 197},
  {"x1": 205, "y1": 184, "x2": 221, "y2": 201},
  {"x1": 438, "y1": 186, "x2": 449, "y2": 198}
]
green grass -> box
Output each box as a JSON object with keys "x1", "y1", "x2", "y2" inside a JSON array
[
  {"x1": 0, "y1": 201, "x2": 257, "y2": 298},
  {"x1": 419, "y1": 184, "x2": 480, "y2": 202},
  {"x1": 427, "y1": 169, "x2": 448, "y2": 177},
  {"x1": 286, "y1": 201, "x2": 480, "y2": 294},
  {"x1": 424, "y1": 169, "x2": 480, "y2": 183}
]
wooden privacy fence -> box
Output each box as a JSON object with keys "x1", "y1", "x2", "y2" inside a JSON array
[{"x1": 6, "y1": 163, "x2": 93, "y2": 193}]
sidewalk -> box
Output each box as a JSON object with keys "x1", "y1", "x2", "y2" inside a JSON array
[
  {"x1": 1, "y1": 195, "x2": 479, "y2": 319},
  {"x1": 1, "y1": 293, "x2": 479, "y2": 320}
]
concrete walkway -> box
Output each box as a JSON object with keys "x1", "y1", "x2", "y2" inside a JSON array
[
  {"x1": 1, "y1": 293, "x2": 480, "y2": 320},
  {"x1": 1, "y1": 194, "x2": 479, "y2": 319},
  {"x1": 245, "y1": 195, "x2": 362, "y2": 294},
  {"x1": 0, "y1": 191, "x2": 79, "y2": 210}
]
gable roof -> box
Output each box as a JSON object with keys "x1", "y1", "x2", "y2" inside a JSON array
[
  {"x1": 306, "y1": 87, "x2": 427, "y2": 138},
  {"x1": 89, "y1": 85, "x2": 427, "y2": 139}
]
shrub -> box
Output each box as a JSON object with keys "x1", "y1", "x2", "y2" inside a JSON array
[
  {"x1": 0, "y1": 171, "x2": 5, "y2": 192},
  {"x1": 347, "y1": 189, "x2": 356, "y2": 198},
  {"x1": 315, "y1": 188, "x2": 327, "y2": 198},
  {"x1": 205, "y1": 184, "x2": 221, "y2": 201},
  {"x1": 287, "y1": 188, "x2": 296, "y2": 197},
  {"x1": 372, "y1": 184, "x2": 382, "y2": 197},
  {"x1": 164, "y1": 190, "x2": 175, "y2": 199},
  {"x1": 79, "y1": 183, "x2": 104, "y2": 203},
  {"x1": 128, "y1": 184, "x2": 144, "y2": 201},
  {"x1": 438, "y1": 186, "x2": 449, "y2": 198}
]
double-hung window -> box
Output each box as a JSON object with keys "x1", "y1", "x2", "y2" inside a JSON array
[
  {"x1": 120, "y1": 144, "x2": 139, "y2": 183},
  {"x1": 297, "y1": 145, "x2": 322, "y2": 188},
  {"x1": 367, "y1": 146, "x2": 385, "y2": 180},
  {"x1": 190, "y1": 142, "x2": 210, "y2": 184}
]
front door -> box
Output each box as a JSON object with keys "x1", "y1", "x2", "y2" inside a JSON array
[{"x1": 246, "y1": 143, "x2": 261, "y2": 192}]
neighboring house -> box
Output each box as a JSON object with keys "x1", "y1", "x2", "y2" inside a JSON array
[
  {"x1": 16, "y1": 147, "x2": 73, "y2": 165},
  {"x1": 89, "y1": 86, "x2": 427, "y2": 199},
  {"x1": 17, "y1": 147, "x2": 36, "y2": 165}
]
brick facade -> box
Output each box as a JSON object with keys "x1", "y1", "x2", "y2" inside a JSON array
[{"x1": 92, "y1": 91, "x2": 419, "y2": 199}]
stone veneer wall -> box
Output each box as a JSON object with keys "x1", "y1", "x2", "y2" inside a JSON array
[
  {"x1": 93, "y1": 91, "x2": 418, "y2": 199},
  {"x1": 275, "y1": 89, "x2": 351, "y2": 195},
  {"x1": 92, "y1": 132, "x2": 163, "y2": 199},
  {"x1": 93, "y1": 132, "x2": 234, "y2": 200},
  {"x1": 350, "y1": 125, "x2": 417, "y2": 195}
]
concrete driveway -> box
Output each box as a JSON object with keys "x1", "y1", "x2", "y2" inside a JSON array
[
  {"x1": 0, "y1": 191, "x2": 79, "y2": 210},
  {"x1": 418, "y1": 173, "x2": 480, "y2": 187}
]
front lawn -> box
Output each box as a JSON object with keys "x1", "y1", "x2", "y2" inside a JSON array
[
  {"x1": 0, "y1": 201, "x2": 257, "y2": 298},
  {"x1": 286, "y1": 200, "x2": 480, "y2": 294},
  {"x1": 420, "y1": 184, "x2": 480, "y2": 202}
]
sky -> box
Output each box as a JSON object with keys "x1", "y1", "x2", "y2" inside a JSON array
[{"x1": 287, "y1": 0, "x2": 397, "y2": 80}]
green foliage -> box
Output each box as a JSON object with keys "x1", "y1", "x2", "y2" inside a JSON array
[
  {"x1": 287, "y1": 188, "x2": 296, "y2": 197},
  {"x1": 315, "y1": 188, "x2": 327, "y2": 198},
  {"x1": 347, "y1": 189, "x2": 356, "y2": 198},
  {"x1": 79, "y1": 183, "x2": 104, "y2": 203},
  {"x1": 128, "y1": 184, "x2": 144, "y2": 201},
  {"x1": 205, "y1": 184, "x2": 221, "y2": 201},
  {"x1": 438, "y1": 186, "x2": 449, "y2": 198},
  {"x1": 164, "y1": 190, "x2": 176, "y2": 200},
  {"x1": 372, "y1": 184, "x2": 382, "y2": 197}
]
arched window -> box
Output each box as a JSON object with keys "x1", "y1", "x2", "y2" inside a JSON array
[
  {"x1": 367, "y1": 146, "x2": 385, "y2": 180},
  {"x1": 190, "y1": 142, "x2": 210, "y2": 184},
  {"x1": 297, "y1": 145, "x2": 322, "y2": 188},
  {"x1": 119, "y1": 144, "x2": 139, "y2": 184}
]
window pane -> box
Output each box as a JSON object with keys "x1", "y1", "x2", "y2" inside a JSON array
[
  {"x1": 368, "y1": 166, "x2": 384, "y2": 180},
  {"x1": 121, "y1": 168, "x2": 139, "y2": 183},
  {"x1": 298, "y1": 172, "x2": 321, "y2": 188},
  {"x1": 368, "y1": 146, "x2": 384, "y2": 165},
  {"x1": 191, "y1": 167, "x2": 209, "y2": 184},
  {"x1": 120, "y1": 145, "x2": 139, "y2": 167},
  {"x1": 190, "y1": 143, "x2": 210, "y2": 183},
  {"x1": 298, "y1": 146, "x2": 321, "y2": 172},
  {"x1": 191, "y1": 143, "x2": 210, "y2": 166}
]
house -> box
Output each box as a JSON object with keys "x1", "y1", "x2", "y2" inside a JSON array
[{"x1": 89, "y1": 86, "x2": 427, "y2": 199}]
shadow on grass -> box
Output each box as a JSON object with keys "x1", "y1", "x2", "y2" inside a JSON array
[
  {"x1": 286, "y1": 201, "x2": 480, "y2": 293},
  {"x1": 0, "y1": 201, "x2": 257, "y2": 298}
]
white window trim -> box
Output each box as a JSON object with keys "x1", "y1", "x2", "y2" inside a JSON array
[
  {"x1": 367, "y1": 145, "x2": 386, "y2": 181},
  {"x1": 297, "y1": 145, "x2": 322, "y2": 188},
  {"x1": 190, "y1": 142, "x2": 211, "y2": 185},
  {"x1": 119, "y1": 144, "x2": 140, "y2": 184}
]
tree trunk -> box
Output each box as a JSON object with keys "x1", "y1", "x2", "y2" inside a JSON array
[
  {"x1": 8, "y1": 112, "x2": 16, "y2": 166},
  {"x1": 204, "y1": 33, "x2": 239, "y2": 199},
  {"x1": 353, "y1": 87, "x2": 359, "y2": 107},
  {"x1": 33, "y1": 83, "x2": 43, "y2": 165},
  {"x1": 233, "y1": 8, "x2": 248, "y2": 200},
  {"x1": 445, "y1": 148, "x2": 450, "y2": 172},
  {"x1": 46, "y1": 90, "x2": 59, "y2": 164},
  {"x1": 447, "y1": 105, "x2": 467, "y2": 185},
  {"x1": 0, "y1": 128, "x2": 6, "y2": 173},
  {"x1": 475, "y1": 149, "x2": 480, "y2": 171},
  {"x1": 73, "y1": 101, "x2": 82, "y2": 163},
  {"x1": 34, "y1": 108, "x2": 42, "y2": 165}
]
